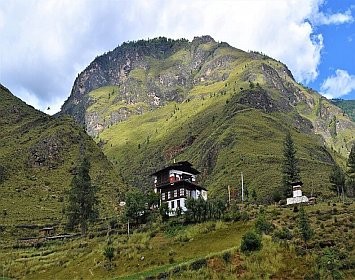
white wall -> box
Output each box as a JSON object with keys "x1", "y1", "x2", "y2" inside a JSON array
[
  {"x1": 286, "y1": 196, "x2": 309, "y2": 205},
  {"x1": 169, "y1": 169, "x2": 196, "y2": 182},
  {"x1": 293, "y1": 189, "x2": 302, "y2": 197},
  {"x1": 168, "y1": 198, "x2": 187, "y2": 216}
]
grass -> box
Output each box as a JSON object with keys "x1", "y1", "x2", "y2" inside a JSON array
[
  {"x1": 97, "y1": 82, "x2": 335, "y2": 200},
  {"x1": 76, "y1": 38, "x2": 354, "y2": 202},
  {"x1": 0, "y1": 220, "x2": 251, "y2": 279},
  {"x1": 68, "y1": 38, "x2": 354, "y2": 200},
  {"x1": 0, "y1": 202, "x2": 353, "y2": 279},
  {"x1": 0, "y1": 86, "x2": 125, "y2": 235},
  {"x1": 87, "y1": 86, "x2": 120, "y2": 113}
]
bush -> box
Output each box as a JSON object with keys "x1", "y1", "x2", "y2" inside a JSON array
[
  {"x1": 241, "y1": 231, "x2": 262, "y2": 253},
  {"x1": 103, "y1": 246, "x2": 115, "y2": 263},
  {"x1": 255, "y1": 212, "x2": 273, "y2": 234},
  {"x1": 189, "y1": 258, "x2": 207, "y2": 270},
  {"x1": 241, "y1": 211, "x2": 250, "y2": 221},
  {"x1": 317, "y1": 248, "x2": 343, "y2": 279},
  {"x1": 222, "y1": 251, "x2": 231, "y2": 263},
  {"x1": 272, "y1": 227, "x2": 293, "y2": 242}
]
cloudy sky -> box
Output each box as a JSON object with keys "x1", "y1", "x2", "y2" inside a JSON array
[{"x1": 0, "y1": 0, "x2": 354, "y2": 114}]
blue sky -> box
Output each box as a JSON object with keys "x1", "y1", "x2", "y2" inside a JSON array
[{"x1": 0, "y1": 0, "x2": 354, "y2": 114}]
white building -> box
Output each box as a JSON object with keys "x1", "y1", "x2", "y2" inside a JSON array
[
  {"x1": 151, "y1": 161, "x2": 207, "y2": 216},
  {"x1": 286, "y1": 181, "x2": 309, "y2": 205}
]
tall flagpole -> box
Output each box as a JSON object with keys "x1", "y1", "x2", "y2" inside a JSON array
[
  {"x1": 228, "y1": 185, "x2": 231, "y2": 204},
  {"x1": 241, "y1": 172, "x2": 244, "y2": 203}
]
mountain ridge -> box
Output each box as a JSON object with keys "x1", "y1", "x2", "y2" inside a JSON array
[{"x1": 59, "y1": 36, "x2": 355, "y2": 200}]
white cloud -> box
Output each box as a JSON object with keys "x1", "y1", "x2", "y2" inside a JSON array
[
  {"x1": 0, "y1": 0, "x2": 353, "y2": 114},
  {"x1": 321, "y1": 70, "x2": 355, "y2": 99},
  {"x1": 311, "y1": 8, "x2": 353, "y2": 25}
]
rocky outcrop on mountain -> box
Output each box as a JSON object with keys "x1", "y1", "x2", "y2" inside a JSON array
[
  {"x1": 61, "y1": 36, "x2": 355, "y2": 169},
  {"x1": 61, "y1": 36, "x2": 251, "y2": 136}
]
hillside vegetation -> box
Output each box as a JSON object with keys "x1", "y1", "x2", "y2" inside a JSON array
[
  {"x1": 0, "y1": 202, "x2": 353, "y2": 279},
  {"x1": 60, "y1": 37, "x2": 355, "y2": 200},
  {"x1": 0, "y1": 84, "x2": 125, "y2": 235},
  {"x1": 331, "y1": 99, "x2": 355, "y2": 122}
]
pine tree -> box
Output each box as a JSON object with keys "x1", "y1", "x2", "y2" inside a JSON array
[
  {"x1": 346, "y1": 143, "x2": 355, "y2": 196},
  {"x1": 0, "y1": 165, "x2": 6, "y2": 184},
  {"x1": 329, "y1": 164, "x2": 345, "y2": 199},
  {"x1": 281, "y1": 131, "x2": 301, "y2": 198},
  {"x1": 298, "y1": 206, "x2": 313, "y2": 248},
  {"x1": 65, "y1": 157, "x2": 99, "y2": 235}
]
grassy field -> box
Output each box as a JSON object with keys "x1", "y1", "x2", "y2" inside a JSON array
[{"x1": 0, "y1": 202, "x2": 353, "y2": 279}]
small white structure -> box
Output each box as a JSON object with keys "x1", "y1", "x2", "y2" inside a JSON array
[{"x1": 286, "y1": 181, "x2": 309, "y2": 205}]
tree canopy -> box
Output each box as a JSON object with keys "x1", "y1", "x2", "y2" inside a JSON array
[
  {"x1": 346, "y1": 143, "x2": 355, "y2": 196},
  {"x1": 65, "y1": 157, "x2": 99, "y2": 235},
  {"x1": 281, "y1": 131, "x2": 301, "y2": 198},
  {"x1": 329, "y1": 164, "x2": 345, "y2": 198},
  {"x1": 298, "y1": 206, "x2": 313, "y2": 247},
  {"x1": 123, "y1": 189, "x2": 147, "y2": 224}
]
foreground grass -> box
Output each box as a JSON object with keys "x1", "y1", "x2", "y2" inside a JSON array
[
  {"x1": 0, "y1": 221, "x2": 250, "y2": 280},
  {"x1": 0, "y1": 202, "x2": 353, "y2": 279}
]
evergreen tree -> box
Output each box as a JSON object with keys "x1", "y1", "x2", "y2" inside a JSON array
[
  {"x1": 103, "y1": 246, "x2": 115, "y2": 269},
  {"x1": 65, "y1": 157, "x2": 99, "y2": 235},
  {"x1": 281, "y1": 131, "x2": 300, "y2": 198},
  {"x1": 255, "y1": 208, "x2": 273, "y2": 234},
  {"x1": 329, "y1": 164, "x2": 345, "y2": 199},
  {"x1": 251, "y1": 189, "x2": 257, "y2": 202},
  {"x1": 0, "y1": 165, "x2": 6, "y2": 184},
  {"x1": 298, "y1": 206, "x2": 313, "y2": 248},
  {"x1": 346, "y1": 143, "x2": 355, "y2": 197}
]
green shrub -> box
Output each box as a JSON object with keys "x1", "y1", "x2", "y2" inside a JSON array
[
  {"x1": 103, "y1": 246, "x2": 115, "y2": 264},
  {"x1": 255, "y1": 212, "x2": 273, "y2": 234},
  {"x1": 317, "y1": 248, "x2": 343, "y2": 279},
  {"x1": 240, "y1": 230, "x2": 262, "y2": 253},
  {"x1": 241, "y1": 211, "x2": 250, "y2": 221},
  {"x1": 189, "y1": 258, "x2": 207, "y2": 270},
  {"x1": 272, "y1": 227, "x2": 293, "y2": 242},
  {"x1": 222, "y1": 251, "x2": 231, "y2": 263}
]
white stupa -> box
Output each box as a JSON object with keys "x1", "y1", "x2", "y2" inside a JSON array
[{"x1": 286, "y1": 181, "x2": 309, "y2": 205}]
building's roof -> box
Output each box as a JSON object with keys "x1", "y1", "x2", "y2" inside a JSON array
[
  {"x1": 291, "y1": 181, "x2": 303, "y2": 186},
  {"x1": 151, "y1": 161, "x2": 200, "y2": 176},
  {"x1": 156, "y1": 179, "x2": 207, "y2": 191}
]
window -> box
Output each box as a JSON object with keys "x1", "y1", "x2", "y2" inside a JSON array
[
  {"x1": 162, "y1": 193, "x2": 166, "y2": 201},
  {"x1": 171, "y1": 201, "x2": 175, "y2": 209},
  {"x1": 180, "y1": 188, "x2": 184, "y2": 196},
  {"x1": 174, "y1": 189, "x2": 177, "y2": 197},
  {"x1": 168, "y1": 191, "x2": 171, "y2": 199},
  {"x1": 177, "y1": 199, "x2": 180, "y2": 208}
]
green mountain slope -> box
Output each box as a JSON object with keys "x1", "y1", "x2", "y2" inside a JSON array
[
  {"x1": 331, "y1": 99, "x2": 355, "y2": 121},
  {"x1": 0, "y1": 84, "x2": 125, "y2": 230},
  {"x1": 60, "y1": 37, "x2": 355, "y2": 201}
]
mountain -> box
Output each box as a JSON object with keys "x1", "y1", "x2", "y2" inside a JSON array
[
  {"x1": 60, "y1": 36, "x2": 355, "y2": 201},
  {"x1": 0, "y1": 84, "x2": 125, "y2": 231},
  {"x1": 330, "y1": 99, "x2": 355, "y2": 122}
]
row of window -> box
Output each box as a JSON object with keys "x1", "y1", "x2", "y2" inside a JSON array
[{"x1": 161, "y1": 188, "x2": 191, "y2": 201}]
